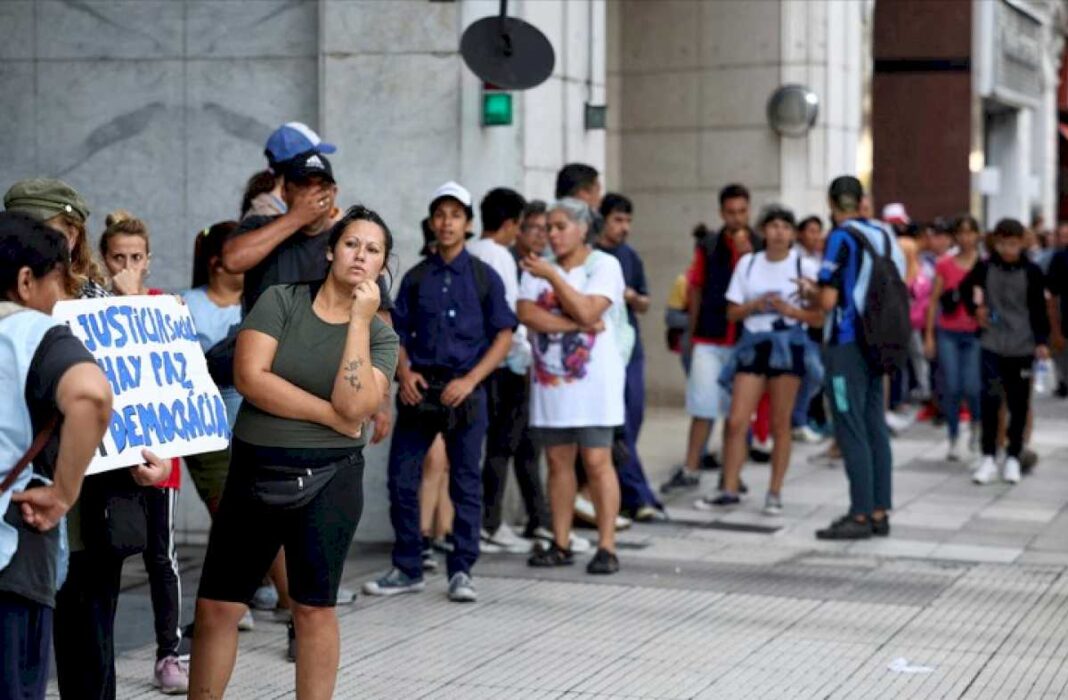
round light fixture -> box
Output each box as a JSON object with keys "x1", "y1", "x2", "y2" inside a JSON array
[{"x1": 766, "y1": 84, "x2": 819, "y2": 137}]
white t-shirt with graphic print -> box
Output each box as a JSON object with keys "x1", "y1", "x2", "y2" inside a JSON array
[
  {"x1": 726, "y1": 249, "x2": 819, "y2": 334},
  {"x1": 519, "y1": 251, "x2": 626, "y2": 429}
]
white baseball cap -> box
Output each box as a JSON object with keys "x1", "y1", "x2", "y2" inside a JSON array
[
  {"x1": 430, "y1": 181, "x2": 472, "y2": 209},
  {"x1": 881, "y1": 202, "x2": 910, "y2": 225}
]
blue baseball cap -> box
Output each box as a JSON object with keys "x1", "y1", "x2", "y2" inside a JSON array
[{"x1": 264, "y1": 122, "x2": 337, "y2": 168}]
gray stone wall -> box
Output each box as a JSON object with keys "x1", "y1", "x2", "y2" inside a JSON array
[{"x1": 0, "y1": 0, "x2": 319, "y2": 291}]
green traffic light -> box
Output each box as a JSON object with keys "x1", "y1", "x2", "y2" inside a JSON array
[{"x1": 482, "y1": 92, "x2": 513, "y2": 126}]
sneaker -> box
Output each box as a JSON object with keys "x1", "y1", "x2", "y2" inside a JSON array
[
  {"x1": 871, "y1": 515, "x2": 890, "y2": 537},
  {"x1": 694, "y1": 492, "x2": 740, "y2": 510},
  {"x1": 633, "y1": 504, "x2": 668, "y2": 522},
  {"x1": 431, "y1": 536, "x2": 454, "y2": 554},
  {"x1": 153, "y1": 656, "x2": 189, "y2": 695},
  {"x1": 1002, "y1": 457, "x2": 1022, "y2": 484},
  {"x1": 532, "y1": 527, "x2": 592, "y2": 554},
  {"x1": 659, "y1": 467, "x2": 700, "y2": 494},
  {"x1": 573, "y1": 495, "x2": 632, "y2": 531},
  {"x1": 362, "y1": 568, "x2": 425, "y2": 597},
  {"x1": 478, "y1": 529, "x2": 504, "y2": 554},
  {"x1": 421, "y1": 538, "x2": 439, "y2": 572},
  {"x1": 816, "y1": 515, "x2": 872, "y2": 540},
  {"x1": 762, "y1": 492, "x2": 783, "y2": 516},
  {"x1": 238, "y1": 609, "x2": 255, "y2": 632},
  {"x1": 946, "y1": 437, "x2": 960, "y2": 462},
  {"x1": 586, "y1": 547, "x2": 620, "y2": 575},
  {"x1": 792, "y1": 426, "x2": 825, "y2": 444},
  {"x1": 808, "y1": 445, "x2": 843, "y2": 468},
  {"x1": 716, "y1": 474, "x2": 748, "y2": 494},
  {"x1": 973, "y1": 456, "x2": 999, "y2": 485},
  {"x1": 250, "y1": 583, "x2": 279, "y2": 611},
  {"x1": 336, "y1": 586, "x2": 357, "y2": 605},
  {"x1": 286, "y1": 620, "x2": 296, "y2": 663},
  {"x1": 884, "y1": 408, "x2": 909, "y2": 436},
  {"x1": 528, "y1": 542, "x2": 574, "y2": 567},
  {"x1": 700, "y1": 453, "x2": 721, "y2": 471},
  {"x1": 485, "y1": 523, "x2": 534, "y2": 554},
  {"x1": 447, "y1": 572, "x2": 477, "y2": 603},
  {"x1": 749, "y1": 438, "x2": 772, "y2": 463},
  {"x1": 1020, "y1": 449, "x2": 1038, "y2": 475}
]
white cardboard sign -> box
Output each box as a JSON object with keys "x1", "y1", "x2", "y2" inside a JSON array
[{"x1": 54, "y1": 296, "x2": 231, "y2": 475}]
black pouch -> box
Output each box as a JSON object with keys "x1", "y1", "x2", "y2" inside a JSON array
[
  {"x1": 81, "y1": 483, "x2": 147, "y2": 559},
  {"x1": 250, "y1": 458, "x2": 344, "y2": 510},
  {"x1": 939, "y1": 288, "x2": 962, "y2": 315}
]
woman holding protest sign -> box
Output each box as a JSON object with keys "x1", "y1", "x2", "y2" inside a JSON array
[
  {"x1": 189, "y1": 205, "x2": 399, "y2": 699},
  {"x1": 96, "y1": 209, "x2": 189, "y2": 693}
]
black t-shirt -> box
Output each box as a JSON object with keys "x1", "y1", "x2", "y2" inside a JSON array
[
  {"x1": 231, "y1": 215, "x2": 395, "y2": 315},
  {"x1": 0, "y1": 325, "x2": 96, "y2": 607}
]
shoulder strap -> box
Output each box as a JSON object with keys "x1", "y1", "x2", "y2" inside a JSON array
[
  {"x1": 469, "y1": 256, "x2": 491, "y2": 306},
  {"x1": 0, "y1": 415, "x2": 58, "y2": 494},
  {"x1": 842, "y1": 222, "x2": 880, "y2": 261},
  {"x1": 747, "y1": 253, "x2": 758, "y2": 279},
  {"x1": 796, "y1": 249, "x2": 802, "y2": 279}
]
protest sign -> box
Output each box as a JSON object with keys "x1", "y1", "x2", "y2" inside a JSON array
[{"x1": 54, "y1": 296, "x2": 231, "y2": 475}]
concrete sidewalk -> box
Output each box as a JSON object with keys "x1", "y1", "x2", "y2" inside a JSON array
[{"x1": 59, "y1": 397, "x2": 1068, "y2": 698}]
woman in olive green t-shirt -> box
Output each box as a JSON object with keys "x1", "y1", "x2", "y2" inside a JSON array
[{"x1": 189, "y1": 206, "x2": 399, "y2": 699}]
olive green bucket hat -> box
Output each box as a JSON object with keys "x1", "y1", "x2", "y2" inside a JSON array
[{"x1": 3, "y1": 178, "x2": 90, "y2": 224}]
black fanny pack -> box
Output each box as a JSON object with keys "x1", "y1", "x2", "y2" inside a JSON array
[
  {"x1": 399, "y1": 378, "x2": 482, "y2": 432},
  {"x1": 250, "y1": 453, "x2": 357, "y2": 510}
]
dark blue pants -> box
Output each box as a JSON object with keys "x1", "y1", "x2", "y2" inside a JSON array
[
  {"x1": 617, "y1": 350, "x2": 659, "y2": 510},
  {"x1": 0, "y1": 593, "x2": 52, "y2": 700},
  {"x1": 388, "y1": 388, "x2": 488, "y2": 579},
  {"x1": 824, "y1": 343, "x2": 893, "y2": 517}
]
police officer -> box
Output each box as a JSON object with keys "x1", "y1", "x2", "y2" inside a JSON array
[{"x1": 363, "y1": 182, "x2": 515, "y2": 603}]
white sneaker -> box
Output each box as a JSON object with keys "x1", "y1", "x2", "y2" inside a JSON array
[
  {"x1": 484, "y1": 523, "x2": 533, "y2": 554},
  {"x1": 885, "y1": 411, "x2": 911, "y2": 435},
  {"x1": 530, "y1": 527, "x2": 591, "y2": 554},
  {"x1": 792, "y1": 426, "x2": 825, "y2": 444},
  {"x1": 946, "y1": 438, "x2": 960, "y2": 462},
  {"x1": 238, "y1": 610, "x2": 255, "y2": 632},
  {"x1": 574, "y1": 495, "x2": 631, "y2": 531},
  {"x1": 973, "y1": 456, "x2": 999, "y2": 485},
  {"x1": 478, "y1": 529, "x2": 504, "y2": 554},
  {"x1": 1002, "y1": 457, "x2": 1022, "y2": 484}
]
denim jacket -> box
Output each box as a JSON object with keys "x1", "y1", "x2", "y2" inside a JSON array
[{"x1": 718, "y1": 325, "x2": 809, "y2": 391}]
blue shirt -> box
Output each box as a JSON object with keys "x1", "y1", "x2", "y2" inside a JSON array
[
  {"x1": 393, "y1": 249, "x2": 517, "y2": 373},
  {"x1": 597, "y1": 241, "x2": 648, "y2": 352},
  {"x1": 818, "y1": 218, "x2": 907, "y2": 346},
  {"x1": 181, "y1": 286, "x2": 243, "y2": 426}
]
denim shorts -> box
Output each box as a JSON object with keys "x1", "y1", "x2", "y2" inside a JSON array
[{"x1": 686, "y1": 343, "x2": 733, "y2": 419}]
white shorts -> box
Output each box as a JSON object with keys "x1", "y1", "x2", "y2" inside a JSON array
[{"x1": 686, "y1": 343, "x2": 733, "y2": 420}]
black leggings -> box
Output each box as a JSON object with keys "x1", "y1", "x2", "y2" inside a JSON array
[
  {"x1": 980, "y1": 350, "x2": 1032, "y2": 459},
  {"x1": 199, "y1": 440, "x2": 364, "y2": 607},
  {"x1": 142, "y1": 486, "x2": 181, "y2": 660}
]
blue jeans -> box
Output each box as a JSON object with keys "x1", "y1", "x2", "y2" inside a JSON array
[
  {"x1": 792, "y1": 337, "x2": 824, "y2": 428},
  {"x1": 937, "y1": 329, "x2": 981, "y2": 439},
  {"x1": 618, "y1": 349, "x2": 660, "y2": 510}
]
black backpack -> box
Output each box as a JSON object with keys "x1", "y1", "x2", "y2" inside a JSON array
[{"x1": 843, "y1": 222, "x2": 910, "y2": 375}]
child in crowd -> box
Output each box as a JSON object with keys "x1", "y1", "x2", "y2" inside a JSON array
[{"x1": 961, "y1": 218, "x2": 1050, "y2": 485}]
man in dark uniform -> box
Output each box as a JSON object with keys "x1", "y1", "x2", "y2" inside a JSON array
[{"x1": 363, "y1": 182, "x2": 515, "y2": 603}]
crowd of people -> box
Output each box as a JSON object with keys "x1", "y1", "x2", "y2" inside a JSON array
[{"x1": 0, "y1": 119, "x2": 1062, "y2": 699}]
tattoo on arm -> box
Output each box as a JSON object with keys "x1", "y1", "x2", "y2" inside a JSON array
[{"x1": 343, "y1": 358, "x2": 364, "y2": 390}]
